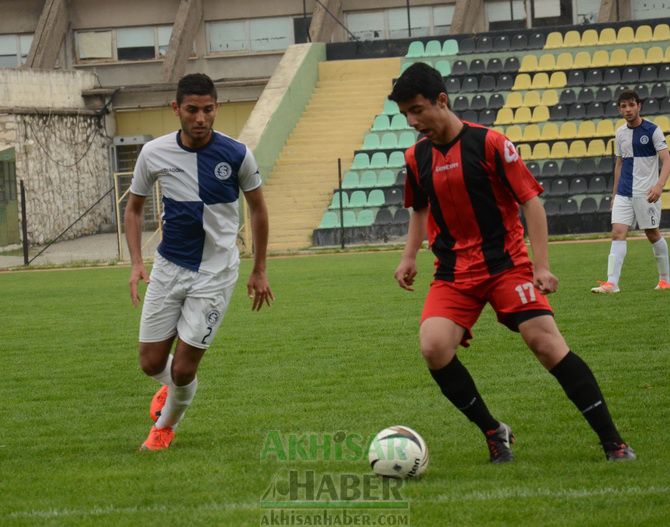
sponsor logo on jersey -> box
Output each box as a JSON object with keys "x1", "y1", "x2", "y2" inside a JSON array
[
  {"x1": 640, "y1": 135, "x2": 649, "y2": 145},
  {"x1": 504, "y1": 140, "x2": 519, "y2": 163},
  {"x1": 436, "y1": 162, "x2": 459, "y2": 172},
  {"x1": 206, "y1": 310, "x2": 220, "y2": 325},
  {"x1": 156, "y1": 167, "x2": 185, "y2": 176},
  {"x1": 214, "y1": 162, "x2": 233, "y2": 180}
]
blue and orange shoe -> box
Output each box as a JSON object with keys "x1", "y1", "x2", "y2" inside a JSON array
[
  {"x1": 140, "y1": 426, "x2": 174, "y2": 451},
  {"x1": 150, "y1": 385, "x2": 168, "y2": 423},
  {"x1": 485, "y1": 422, "x2": 515, "y2": 463}
]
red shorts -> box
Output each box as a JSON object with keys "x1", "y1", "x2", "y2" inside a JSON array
[{"x1": 421, "y1": 264, "x2": 553, "y2": 347}]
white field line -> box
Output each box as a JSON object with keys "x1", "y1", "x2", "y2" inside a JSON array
[{"x1": 5, "y1": 486, "x2": 669, "y2": 520}]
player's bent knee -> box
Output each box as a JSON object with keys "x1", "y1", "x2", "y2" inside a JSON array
[
  {"x1": 419, "y1": 337, "x2": 456, "y2": 367},
  {"x1": 139, "y1": 354, "x2": 166, "y2": 376}
]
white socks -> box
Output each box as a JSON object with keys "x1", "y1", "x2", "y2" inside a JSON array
[
  {"x1": 652, "y1": 237, "x2": 670, "y2": 282},
  {"x1": 607, "y1": 240, "x2": 627, "y2": 286},
  {"x1": 151, "y1": 354, "x2": 174, "y2": 386},
  {"x1": 155, "y1": 376, "x2": 198, "y2": 430}
]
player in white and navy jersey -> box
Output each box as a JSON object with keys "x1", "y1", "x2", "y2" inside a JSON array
[
  {"x1": 592, "y1": 90, "x2": 670, "y2": 293},
  {"x1": 124, "y1": 73, "x2": 274, "y2": 451}
]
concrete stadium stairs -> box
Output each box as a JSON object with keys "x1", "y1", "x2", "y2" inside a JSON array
[{"x1": 264, "y1": 57, "x2": 400, "y2": 252}]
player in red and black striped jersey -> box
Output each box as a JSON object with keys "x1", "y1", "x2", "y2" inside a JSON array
[{"x1": 390, "y1": 63, "x2": 635, "y2": 462}]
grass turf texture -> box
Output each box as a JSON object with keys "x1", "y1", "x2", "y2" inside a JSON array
[{"x1": 1, "y1": 239, "x2": 668, "y2": 526}]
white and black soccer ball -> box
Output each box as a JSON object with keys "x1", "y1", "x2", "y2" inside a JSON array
[{"x1": 368, "y1": 425, "x2": 429, "y2": 478}]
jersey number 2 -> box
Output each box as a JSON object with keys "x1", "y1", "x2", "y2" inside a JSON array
[
  {"x1": 515, "y1": 282, "x2": 536, "y2": 304},
  {"x1": 201, "y1": 326, "x2": 213, "y2": 345}
]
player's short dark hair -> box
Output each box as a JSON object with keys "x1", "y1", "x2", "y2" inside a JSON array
[
  {"x1": 388, "y1": 62, "x2": 447, "y2": 105},
  {"x1": 617, "y1": 90, "x2": 640, "y2": 106},
  {"x1": 176, "y1": 73, "x2": 217, "y2": 105}
]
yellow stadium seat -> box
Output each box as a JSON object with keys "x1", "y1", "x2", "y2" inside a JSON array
[
  {"x1": 512, "y1": 73, "x2": 532, "y2": 91},
  {"x1": 550, "y1": 141, "x2": 569, "y2": 158},
  {"x1": 531, "y1": 105, "x2": 550, "y2": 123},
  {"x1": 652, "y1": 23, "x2": 670, "y2": 42},
  {"x1": 542, "y1": 90, "x2": 558, "y2": 107},
  {"x1": 514, "y1": 106, "x2": 532, "y2": 123},
  {"x1": 541, "y1": 122, "x2": 559, "y2": 140},
  {"x1": 616, "y1": 26, "x2": 635, "y2": 44},
  {"x1": 522, "y1": 124, "x2": 541, "y2": 142},
  {"x1": 545, "y1": 31, "x2": 563, "y2": 49},
  {"x1": 532, "y1": 142, "x2": 550, "y2": 160},
  {"x1": 505, "y1": 125, "x2": 523, "y2": 142},
  {"x1": 580, "y1": 29, "x2": 598, "y2": 47},
  {"x1": 628, "y1": 47, "x2": 646, "y2": 65},
  {"x1": 518, "y1": 143, "x2": 532, "y2": 160},
  {"x1": 599, "y1": 27, "x2": 616, "y2": 45},
  {"x1": 491, "y1": 126, "x2": 506, "y2": 136},
  {"x1": 590, "y1": 50, "x2": 609, "y2": 68},
  {"x1": 588, "y1": 139, "x2": 607, "y2": 157},
  {"x1": 531, "y1": 72, "x2": 549, "y2": 90},
  {"x1": 577, "y1": 121, "x2": 596, "y2": 138},
  {"x1": 573, "y1": 51, "x2": 591, "y2": 68},
  {"x1": 523, "y1": 91, "x2": 542, "y2": 108},
  {"x1": 606, "y1": 139, "x2": 615, "y2": 155},
  {"x1": 665, "y1": 47, "x2": 670, "y2": 63},
  {"x1": 615, "y1": 118, "x2": 626, "y2": 129},
  {"x1": 662, "y1": 192, "x2": 670, "y2": 208},
  {"x1": 655, "y1": 115, "x2": 670, "y2": 132},
  {"x1": 548, "y1": 71, "x2": 567, "y2": 88},
  {"x1": 635, "y1": 25, "x2": 653, "y2": 43},
  {"x1": 608, "y1": 48, "x2": 627, "y2": 67},
  {"x1": 520, "y1": 54, "x2": 539, "y2": 72},
  {"x1": 596, "y1": 120, "x2": 615, "y2": 137},
  {"x1": 563, "y1": 30, "x2": 580, "y2": 48},
  {"x1": 559, "y1": 121, "x2": 578, "y2": 139},
  {"x1": 495, "y1": 108, "x2": 514, "y2": 125},
  {"x1": 537, "y1": 54, "x2": 556, "y2": 71},
  {"x1": 568, "y1": 140, "x2": 588, "y2": 158},
  {"x1": 505, "y1": 92, "x2": 524, "y2": 108},
  {"x1": 555, "y1": 52, "x2": 573, "y2": 70},
  {"x1": 646, "y1": 46, "x2": 664, "y2": 64}
]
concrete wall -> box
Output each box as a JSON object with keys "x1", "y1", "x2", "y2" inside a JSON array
[{"x1": 0, "y1": 70, "x2": 112, "y2": 246}]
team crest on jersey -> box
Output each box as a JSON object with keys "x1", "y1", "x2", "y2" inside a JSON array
[
  {"x1": 214, "y1": 162, "x2": 232, "y2": 180},
  {"x1": 640, "y1": 135, "x2": 649, "y2": 145},
  {"x1": 206, "y1": 310, "x2": 220, "y2": 326},
  {"x1": 503, "y1": 140, "x2": 519, "y2": 163}
]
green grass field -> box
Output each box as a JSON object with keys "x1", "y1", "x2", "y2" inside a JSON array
[{"x1": 1, "y1": 239, "x2": 668, "y2": 527}]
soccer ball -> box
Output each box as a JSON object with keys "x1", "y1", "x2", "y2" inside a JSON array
[{"x1": 368, "y1": 425, "x2": 429, "y2": 478}]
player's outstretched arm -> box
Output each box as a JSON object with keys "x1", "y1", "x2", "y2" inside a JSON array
[
  {"x1": 394, "y1": 207, "x2": 428, "y2": 291},
  {"x1": 244, "y1": 187, "x2": 274, "y2": 311},
  {"x1": 124, "y1": 192, "x2": 150, "y2": 307},
  {"x1": 521, "y1": 196, "x2": 558, "y2": 295}
]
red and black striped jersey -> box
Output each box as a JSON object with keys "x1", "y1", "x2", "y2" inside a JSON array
[{"x1": 404, "y1": 122, "x2": 543, "y2": 283}]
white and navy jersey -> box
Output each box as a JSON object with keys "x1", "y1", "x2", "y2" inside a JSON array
[
  {"x1": 615, "y1": 119, "x2": 667, "y2": 197},
  {"x1": 130, "y1": 130, "x2": 262, "y2": 274}
]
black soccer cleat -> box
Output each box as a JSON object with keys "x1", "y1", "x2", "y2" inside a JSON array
[
  {"x1": 485, "y1": 422, "x2": 515, "y2": 463},
  {"x1": 602, "y1": 441, "x2": 637, "y2": 461}
]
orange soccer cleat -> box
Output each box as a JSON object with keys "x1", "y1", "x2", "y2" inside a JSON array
[
  {"x1": 150, "y1": 385, "x2": 168, "y2": 423},
  {"x1": 140, "y1": 426, "x2": 174, "y2": 451},
  {"x1": 654, "y1": 279, "x2": 670, "y2": 290}
]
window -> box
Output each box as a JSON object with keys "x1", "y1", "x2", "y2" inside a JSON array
[
  {"x1": 486, "y1": 0, "x2": 526, "y2": 29},
  {"x1": 207, "y1": 17, "x2": 294, "y2": 54},
  {"x1": 0, "y1": 34, "x2": 33, "y2": 68},
  {"x1": 346, "y1": 5, "x2": 454, "y2": 41},
  {"x1": 76, "y1": 26, "x2": 172, "y2": 62}
]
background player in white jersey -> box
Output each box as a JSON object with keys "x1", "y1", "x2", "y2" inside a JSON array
[
  {"x1": 124, "y1": 73, "x2": 273, "y2": 451},
  {"x1": 592, "y1": 90, "x2": 670, "y2": 293}
]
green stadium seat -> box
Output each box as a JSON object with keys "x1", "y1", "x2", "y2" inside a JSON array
[
  {"x1": 329, "y1": 192, "x2": 348, "y2": 209},
  {"x1": 390, "y1": 114, "x2": 408, "y2": 130},
  {"x1": 381, "y1": 133, "x2": 398, "y2": 149},
  {"x1": 319, "y1": 211, "x2": 339, "y2": 229},
  {"x1": 387, "y1": 151, "x2": 405, "y2": 168},
  {"x1": 367, "y1": 189, "x2": 386, "y2": 207},
  {"x1": 442, "y1": 39, "x2": 459, "y2": 55},
  {"x1": 424, "y1": 40, "x2": 441, "y2": 57},
  {"x1": 359, "y1": 170, "x2": 377, "y2": 188},
  {"x1": 398, "y1": 131, "x2": 416, "y2": 148},
  {"x1": 434, "y1": 60, "x2": 451, "y2": 77},
  {"x1": 356, "y1": 209, "x2": 375, "y2": 227},
  {"x1": 348, "y1": 190, "x2": 367, "y2": 208},
  {"x1": 377, "y1": 169, "x2": 396, "y2": 187},
  {"x1": 342, "y1": 171, "x2": 359, "y2": 189},
  {"x1": 383, "y1": 100, "x2": 399, "y2": 115},
  {"x1": 352, "y1": 153, "x2": 370, "y2": 170},
  {"x1": 343, "y1": 210, "x2": 356, "y2": 227},
  {"x1": 406, "y1": 41, "x2": 424, "y2": 58},
  {"x1": 363, "y1": 133, "x2": 381, "y2": 150},
  {"x1": 371, "y1": 115, "x2": 390, "y2": 131},
  {"x1": 370, "y1": 152, "x2": 388, "y2": 169}
]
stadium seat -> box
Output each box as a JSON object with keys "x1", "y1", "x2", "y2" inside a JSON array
[
  {"x1": 528, "y1": 32, "x2": 546, "y2": 49},
  {"x1": 348, "y1": 190, "x2": 367, "y2": 208},
  {"x1": 570, "y1": 177, "x2": 588, "y2": 194},
  {"x1": 375, "y1": 208, "x2": 393, "y2": 225},
  {"x1": 434, "y1": 60, "x2": 452, "y2": 77},
  {"x1": 359, "y1": 170, "x2": 377, "y2": 188},
  {"x1": 559, "y1": 89, "x2": 577, "y2": 105},
  {"x1": 541, "y1": 122, "x2": 559, "y2": 140},
  {"x1": 469, "y1": 58, "x2": 486, "y2": 75},
  {"x1": 503, "y1": 56, "x2": 520, "y2": 72},
  {"x1": 555, "y1": 52, "x2": 573, "y2": 70},
  {"x1": 352, "y1": 153, "x2": 370, "y2": 170},
  {"x1": 356, "y1": 209, "x2": 375, "y2": 227},
  {"x1": 330, "y1": 191, "x2": 349, "y2": 209},
  {"x1": 372, "y1": 115, "x2": 391, "y2": 132},
  {"x1": 567, "y1": 70, "x2": 585, "y2": 87},
  {"x1": 616, "y1": 26, "x2": 635, "y2": 44},
  {"x1": 405, "y1": 41, "x2": 424, "y2": 58},
  {"x1": 577, "y1": 157, "x2": 596, "y2": 176},
  {"x1": 384, "y1": 187, "x2": 403, "y2": 206},
  {"x1": 398, "y1": 131, "x2": 416, "y2": 148},
  {"x1": 621, "y1": 66, "x2": 639, "y2": 83},
  {"x1": 518, "y1": 144, "x2": 532, "y2": 160},
  {"x1": 644, "y1": 98, "x2": 660, "y2": 115},
  {"x1": 603, "y1": 68, "x2": 621, "y2": 85},
  {"x1": 514, "y1": 106, "x2": 532, "y2": 124},
  {"x1": 543, "y1": 200, "x2": 560, "y2": 215},
  {"x1": 424, "y1": 40, "x2": 442, "y2": 57},
  {"x1": 387, "y1": 151, "x2": 405, "y2": 168},
  {"x1": 545, "y1": 31, "x2": 563, "y2": 49},
  {"x1": 486, "y1": 58, "x2": 503, "y2": 74},
  {"x1": 369, "y1": 152, "x2": 387, "y2": 169},
  {"x1": 520, "y1": 55, "x2": 539, "y2": 72},
  {"x1": 599, "y1": 27, "x2": 616, "y2": 45},
  {"x1": 579, "y1": 196, "x2": 598, "y2": 213},
  {"x1": 459, "y1": 37, "x2": 476, "y2": 54},
  {"x1": 461, "y1": 76, "x2": 478, "y2": 92},
  {"x1": 589, "y1": 175, "x2": 606, "y2": 192},
  {"x1": 581, "y1": 29, "x2": 599, "y2": 47},
  {"x1": 609, "y1": 48, "x2": 628, "y2": 67},
  {"x1": 363, "y1": 133, "x2": 381, "y2": 150},
  {"x1": 479, "y1": 75, "x2": 496, "y2": 92},
  {"x1": 561, "y1": 198, "x2": 578, "y2": 214},
  {"x1": 319, "y1": 211, "x2": 340, "y2": 229},
  {"x1": 568, "y1": 141, "x2": 588, "y2": 158},
  {"x1": 597, "y1": 157, "x2": 614, "y2": 174},
  {"x1": 377, "y1": 169, "x2": 395, "y2": 187},
  {"x1": 480, "y1": 109, "x2": 497, "y2": 126},
  {"x1": 640, "y1": 65, "x2": 658, "y2": 83},
  {"x1": 635, "y1": 25, "x2": 653, "y2": 43},
  {"x1": 511, "y1": 33, "x2": 528, "y2": 50},
  {"x1": 587, "y1": 139, "x2": 607, "y2": 157},
  {"x1": 596, "y1": 120, "x2": 614, "y2": 137},
  {"x1": 471, "y1": 94, "x2": 487, "y2": 111},
  {"x1": 655, "y1": 115, "x2": 670, "y2": 131},
  {"x1": 578, "y1": 88, "x2": 595, "y2": 105},
  {"x1": 495, "y1": 108, "x2": 514, "y2": 125},
  {"x1": 390, "y1": 114, "x2": 408, "y2": 130},
  {"x1": 523, "y1": 91, "x2": 542, "y2": 108},
  {"x1": 505, "y1": 92, "x2": 524, "y2": 108},
  {"x1": 549, "y1": 71, "x2": 567, "y2": 88},
  {"x1": 493, "y1": 35, "x2": 510, "y2": 51},
  {"x1": 550, "y1": 104, "x2": 568, "y2": 120},
  {"x1": 442, "y1": 39, "x2": 459, "y2": 55},
  {"x1": 599, "y1": 195, "x2": 612, "y2": 211},
  {"x1": 342, "y1": 210, "x2": 357, "y2": 227},
  {"x1": 550, "y1": 178, "x2": 568, "y2": 195},
  {"x1": 646, "y1": 46, "x2": 664, "y2": 64},
  {"x1": 531, "y1": 73, "x2": 550, "y2": 90},
  {"x1": 476, "y1": 36, "x2": 493, "y2": 52},
  {"x1": 531, "y1": 105, "x2": 549, "y2": 122},
  {"x1": 628, "y1": 47, "x2": 646, "y2": 65},
  {"x1": 489, "y1": 93, "x2": 505, "y2": 110},
  {"x1": 660, "y1": 98, "x2": 670, "y2": 114},
  {"x1": 542, "y1": 90, "x2": 559, "y2": 107},
  {"x1": 652, "y1": 23, "x2": 670, "y2": 41},
  {"x1": 595, "y1": 86, "x2": 612, "y2": 103},
  {"x1": 527, "y1": 161, "x2": 541, "y2": 176},
  {"x1": 451, "y1": 60, "x2": 468, "y2": 76},
  {"x1": 392, "y1": 208, "x2": 409, "y2": 224},
  {"x1": 650, "y1": 83, "x2": 667, "y2": 99},
  {"x1": 550, "y1": 142, "x2": 569, "y2": 158},
  {"x1": 587, "y1": 102, "x2": 605, "y2": 119},
  {"x1": 522, "y1": 124, "x2": 541, "y2": 142},
  {"x1": 559, "y1": 121, "x2": 577, "y2": 139},
  {"x1": 604, "y1": 101, "x2": 619, "y2": 118},
  {"x1": 497, "y1": 74, "x2": 514, "y2": 91},
  {"x1": 367, "y1": 189, "x2": 385, "y2": 207},
  {"x1": 395, "y1": 169, "x2": 406, "y2": 186},
  {"x1": 563, "y1": 30, "x2": 580, "y2": 48},
  {"x1": 569, "y1": 103, "x2": 586, "y2": 120},
  {"x1": 577, "y1": 120, "x2": 596, "y2": 138},
  {"x1": 506, "y1": 125, "x2": 523, "y2": 142},
  {"x1": 532, "y1": 142, "x2": 550, "y2": 160},
  {"x1": 461, "y1": 110, "x2": 478, "y2": 122},
  {"x1": 445, "y1": 76, "x2": 461, "y2": 93},
  {"x1": 590, "y1": 49, "x2": 609, "y2": 68},
  {"x1": 584, "y1": 69, "x2": 603, "y2": 86},
  {"x1": 342, "y1": 171, "x2": 359, "y2": 189},
  {"x1": 383, "y1": 100, "x2": 399, "y2": 115},
  {"x1": 453, "y1": 95, "x2": 469, "y2": 112}
]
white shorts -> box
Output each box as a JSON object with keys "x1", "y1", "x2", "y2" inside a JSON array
[
  {"x1": 611, "y1": 195, "x2": 662, "y2": 230},
  {"x1": 139, "y1": 254, "x2": 238, "y2": 349}
]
